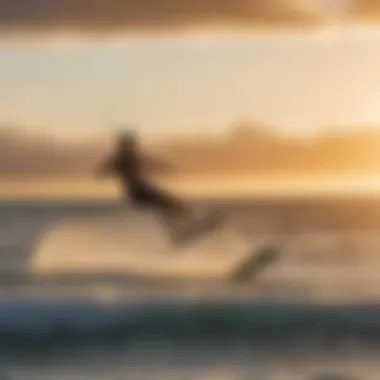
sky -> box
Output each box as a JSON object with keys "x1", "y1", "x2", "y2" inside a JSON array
[
  {"x1": 0, "y1": 0, "x2": 379, "y2": 139},
  {"x1": 2, "y1": 26, "x2": 380, "y2": 139},
  {"x1": 2, "y1": 0, "x2": 380, "y2": 197}
]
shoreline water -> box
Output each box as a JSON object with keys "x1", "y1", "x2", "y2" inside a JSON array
[{"x1": 1, "y1": 198, "x2": 380, "y2": 378}]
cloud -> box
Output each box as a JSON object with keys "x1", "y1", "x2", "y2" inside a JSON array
[
  {"x1": 350, "y1": 0, "x2": 380, "y2": 19},
  {"x1": 0, "y1": 1, "x2": 379, "y2": 38},
  {"x1": 0, "y1": 0, "x2": 327, "y2": 35},
  {"x1": 0, "y1": 127, "x2": 103, "y2": 179},
  {"x1": 1, "y1": 124, "x2": 380, "y2": 182}
]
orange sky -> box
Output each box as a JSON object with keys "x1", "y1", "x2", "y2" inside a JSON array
[
  {"x1": 1, "y1": 1, "x2": 380, "y2": 198},
  {"x1": 2, "y1": 126, "x2": 380, "y2": 199}
]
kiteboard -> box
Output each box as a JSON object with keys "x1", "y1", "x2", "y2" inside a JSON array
[{"x1": 229, "y1": 245, "x2": 281, "y2": 284}]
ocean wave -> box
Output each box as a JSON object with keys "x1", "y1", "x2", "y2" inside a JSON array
[{"x1": 1, "y1": 297, "x2": 380, "y2": 352}]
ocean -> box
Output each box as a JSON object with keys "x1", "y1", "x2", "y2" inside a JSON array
[{"x1": 1, "y1": 197, "x2": 380, "y2": 380}]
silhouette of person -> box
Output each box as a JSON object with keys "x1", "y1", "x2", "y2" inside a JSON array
[{"x1": 95, "y1": 129, "x2": 195, "y2": 241}]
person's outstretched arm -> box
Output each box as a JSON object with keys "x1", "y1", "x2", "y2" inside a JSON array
[{"x1": 142, "y1": 155, "x2": 175, "y2": 175}]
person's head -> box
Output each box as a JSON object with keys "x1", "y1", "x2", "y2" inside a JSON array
[{"x1": 116, "y1": 129, "x2": 138, "y2": 153}]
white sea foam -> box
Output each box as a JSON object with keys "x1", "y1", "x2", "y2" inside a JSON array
[{"x1": 32, "y1": 214, "x2": 251, "y2": 278}]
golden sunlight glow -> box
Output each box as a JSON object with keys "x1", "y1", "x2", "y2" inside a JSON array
[
  {"x1": 363, "y1": 99, "x2": 380, "y2": 124},
  {"x1": 2, "y1": 175, "x2": 380, "y2": 201}
]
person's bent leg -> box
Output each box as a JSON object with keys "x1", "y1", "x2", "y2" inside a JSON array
[{"x1": 153, "y1": 192, "x2": 196, "y2": 242}]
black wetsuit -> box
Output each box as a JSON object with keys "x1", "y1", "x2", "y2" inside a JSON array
[{"x1": 110, "y1": 152, "x2": 182, "y2": 214}]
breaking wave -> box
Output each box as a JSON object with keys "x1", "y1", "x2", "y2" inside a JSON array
[{"x1": 2, "y1": 297, "x2": 380, "y2": 354}]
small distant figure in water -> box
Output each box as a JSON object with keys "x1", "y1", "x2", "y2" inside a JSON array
[{"x1": 95, "y1": 129, "x2": 195, "y2": 241}]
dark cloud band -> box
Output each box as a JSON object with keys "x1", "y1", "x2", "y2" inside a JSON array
[
  {"x1": 0, "y1": 0, "x2": 323, "y2": 34},
  {"x1": 0, "y1": 126, "x2": 379, "y2": 180}
]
